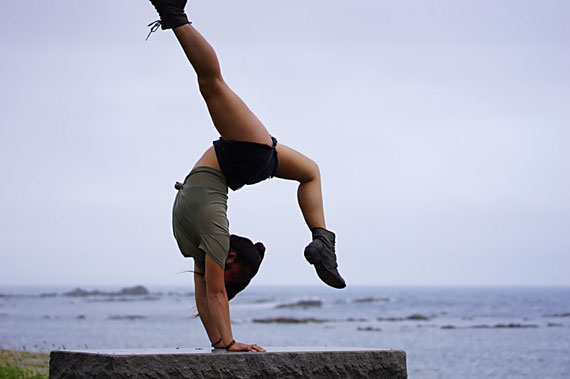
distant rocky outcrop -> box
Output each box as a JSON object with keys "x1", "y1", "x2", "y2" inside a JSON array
[
  {"x1": 377, "y1": 313, "x2": 432, "y2": 321},
  {"x1": 479, "y1": 323, "x2": 538, "y2": 328},
  {"x1": 357, "y1": 326, "x2": 382, "y2": 332},
  {"x1": 441, "y1": 323, "x2": 540, "y2": 330},
  {"x1": 494, "y1": 323, "x2": 538, "y2": 328},
  {"x1": 346, "y1": 317, "x2": 368, "y2": 322},
  {"x1": 544, "y1": 313, "x2": 570, "y2": 318},
  {"x1": 117, "y1": 286, "x2": 149, "y2": 295},
  {"x1": 63, "y1": 286, "x2": 149, "y2": 297},
  {"x1": 456, "y1": 323, "x2": 540, "y2": 329},
  {"x1": 252, "y1": 317, "x2": 328, "y2": 324},
  {"x1": 407, "y1": 314, "x2": 431, "y2": 320}
]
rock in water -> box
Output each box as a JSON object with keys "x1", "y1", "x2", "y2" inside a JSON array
[{"x1": 118, "y1": 286, "x2": 149, "y2": 296}]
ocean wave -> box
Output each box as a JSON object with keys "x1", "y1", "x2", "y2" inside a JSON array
[
  {"x1": 154, "y1": 292, "x2": 194, "y2": 297},
  {"x1": 252, "y1": 317, "x2": 328, "y2": 324},
  {"x1": 275, "y1": 299, "x2": 322, "y2": 309},
  {"x1": 252, "y1": 298, "x2": 274, "y2": 304},
  {"x1": 107, "y1": 315, "x2": 147, "y2": 321},
  {"x1": 86, "y1": 296, "x2": 160, "y2": 303},
  {"x1": 0, "y1": 292, "x2": 58, "y2": 299},
  {"x1": 353, "y1": 297, "x2": 392, "y2": 303}
]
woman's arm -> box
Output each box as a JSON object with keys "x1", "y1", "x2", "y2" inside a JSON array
[
  {"x1": 203, "y1": 255, "x2": 233, "y2": 344},
  {"x1": 203, "y1": 255, "x2": 265, "y2": 352},
  {"x1": 193, "y1": 264, "x2": 222, "y2": 347}
]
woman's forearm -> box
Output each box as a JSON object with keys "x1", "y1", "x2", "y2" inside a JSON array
[
  {"x1": 195, "y1": 294, "x2": 222, "y2": 344},
  {"x1": 193, "y1": 268, "x2": 223, "y2": 345},
  {"x1": 207, "y1": 290, "x2": 233, "y2": 344}
]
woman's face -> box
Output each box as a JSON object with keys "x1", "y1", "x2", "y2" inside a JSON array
[{"x1": 224, "y1": 250, "x2": 248, "y2": 283}]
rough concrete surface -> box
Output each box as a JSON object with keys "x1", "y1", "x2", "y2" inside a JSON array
[{"x1": 49, "y1": 347, "x2": 407, "y2": 378}]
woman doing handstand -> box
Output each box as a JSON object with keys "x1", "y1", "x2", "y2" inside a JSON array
[{"x1": 148, "y1": 0, "x2": 346, "y2": 352}]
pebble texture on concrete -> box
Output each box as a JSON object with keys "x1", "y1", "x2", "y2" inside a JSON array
[{"x1": 49, "y1": 347, "x2": 407, "y2": 378}]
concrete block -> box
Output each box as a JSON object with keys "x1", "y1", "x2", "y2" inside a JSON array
[{"x1": 49, "y1": 346, "x2": 407, "y2": 378}]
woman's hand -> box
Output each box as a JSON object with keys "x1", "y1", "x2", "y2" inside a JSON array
[{"x1": 227, "y1": 341, "x2": 266, "y2": 352}]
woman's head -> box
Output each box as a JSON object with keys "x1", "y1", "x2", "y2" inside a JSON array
[{"x1": 224, "y1": 234, "x2": 265, "y2": 300}]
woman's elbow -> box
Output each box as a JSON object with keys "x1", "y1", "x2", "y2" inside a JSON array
[{"x1": 207, "y1": 289, "x2": 227, "y2": 302}]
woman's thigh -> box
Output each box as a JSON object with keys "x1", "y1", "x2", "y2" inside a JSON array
[
  {"x1": 274, "y1": 144, "x2": 318, "y2": 182},
  {"x1": 201, "y1": 78, "x2": 272, "y2": 146}
]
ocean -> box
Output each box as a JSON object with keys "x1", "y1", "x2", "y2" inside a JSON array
[{"x1": 1, "y1": 285, "x2": 568, "y2": 378}]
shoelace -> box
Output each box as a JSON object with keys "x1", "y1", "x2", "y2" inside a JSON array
[{"x1": 146, "y1": 20, "x2": 161, "y2": 41}]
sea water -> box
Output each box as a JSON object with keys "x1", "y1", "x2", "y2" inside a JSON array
[{"x1": 1, "y1": 285, "x2": 568, "y2": 378}]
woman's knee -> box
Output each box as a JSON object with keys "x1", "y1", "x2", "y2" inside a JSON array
[
  {"x1": 274, "y1": 145, "x2": 322, "y2": 183},
  {"x1": 300, "y1": 159, "x2": 320, "y2": 184},
  {"x1": 198, "y1": 75, "x2": 225, "y2": 100}
]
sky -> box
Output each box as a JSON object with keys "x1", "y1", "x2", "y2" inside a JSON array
[{"x1": 1, "y1": 0, "x2": 569, "y2": 288}]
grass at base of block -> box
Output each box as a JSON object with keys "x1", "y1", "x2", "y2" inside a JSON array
[{"x1": 0, "y1": 348, "x2": 49, "y2": 379}]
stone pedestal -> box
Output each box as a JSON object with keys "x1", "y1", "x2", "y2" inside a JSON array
[{"x1": 49, "y1": 346, "x2": 407, "y2": 378}]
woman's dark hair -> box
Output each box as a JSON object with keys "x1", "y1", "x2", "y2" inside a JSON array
[{"x1": 225, "y1": 234, "x2": 265, "y2": 301}]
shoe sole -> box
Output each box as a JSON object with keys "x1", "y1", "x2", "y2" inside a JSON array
[{"x1": 304, "y1": 246, "x2": 346, "y2": 289}]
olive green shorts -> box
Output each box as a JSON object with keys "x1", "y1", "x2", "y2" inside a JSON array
[{"x1": 172, "y1": 167, "x2": 230, "y2": 269}]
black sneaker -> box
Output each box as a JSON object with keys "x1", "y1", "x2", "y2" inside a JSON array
[
  {"x1": 304, "y1": 228, "x2": 346, "y2": 289},
  {"x1": 149, "y1": 0, "x2": 190, "y2": 30}
]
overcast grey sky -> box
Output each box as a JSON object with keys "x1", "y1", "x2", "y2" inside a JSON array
[{"x1": 1, "y1": 0, "x2": 569, "y2": 287}]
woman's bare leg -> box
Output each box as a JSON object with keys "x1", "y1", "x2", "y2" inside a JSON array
[
  {"x1": 173, "y1": 24, "x2": 326, "y2": 229},
  {"x1": 276, "y1": 144, "x2": 346, "y2": 288},
  {"x1": 274, "y1": 144, "x2": 326, "y2": 230},
  {"x1": 173, "y1": 24, "x2": 272, "y2": 146}
]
